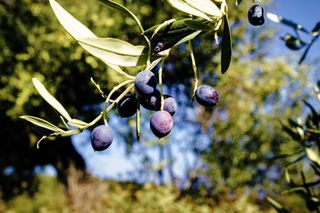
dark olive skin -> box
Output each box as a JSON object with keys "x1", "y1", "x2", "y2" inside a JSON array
[
  {"x1": 140, "y1": 91, "x2": 178, "y2": 115},
  {"x1": 151, "y1": 36, "x2": 165, "y2": 53},
  {"x1": 195, "y1": 85, "x2": 220, "y2": 107},
  {"x1": 281, "y1": 34, "x2": 306, "y2": 50},
  {"x1": 91, "y1": 125, "x2": 113, "y2": 151},
  {"x1": 134, "y1": 70, "x2": 157, "y2": 97},
  {"x1": 163, "y1": 96, "x2": 177, "y2": 116},
  {"x1": 248, "y1": 5, "x2": 265, "y2": 26},
  {"x1": 150, "y1": 111, "x2": 173, "y2": 138},
  {"x1": 117, "y1": 94, "x2": 137, "y2": 118},
  {"x1": 139, "y1": 89, "x2": 161, "y2": 111},
  {"x1": 306, "y1": 199, "x2": 318, "y2": 211}
]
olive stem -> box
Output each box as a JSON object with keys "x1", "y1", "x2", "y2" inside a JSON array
[
  {"x1": 188, "y1": 40, "x2": 199, "y2": 97},
  {"x1": 158, "y1": 57, "x2": 167, "y2": 111},
  {"x1": 103, "y1": 80, "x2": 135, "y2": 125},
  {"x1": 146, "y1": 39, "x2": 151, "y2": 67}
]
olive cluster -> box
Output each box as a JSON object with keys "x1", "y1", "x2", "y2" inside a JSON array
[{"x1": 91, "y1": 70, "x2": 220, "y2": 151}]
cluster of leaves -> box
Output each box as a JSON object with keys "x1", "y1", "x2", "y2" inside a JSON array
[
  {"x1": 20, "y1": 0, "x2": 232, "y2": 147},
  {"x1": 267, "y1": 82, "x2": 320, "y2": 212}
]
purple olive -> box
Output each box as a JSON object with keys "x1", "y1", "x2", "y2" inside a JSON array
[
  {"x1": 163, "y1": 96, "x2": 177, "y2": 116},
  {"x1": 134, "y1": 70, "x2": 157, "y2": 96},
  {"x1": 91, "y1": 125, "x2": 113, "y2": 151},
  {"x1": 281, "y1": 34, "x2": 307, "y2": 50},
  {"x1": 117, "y1": 94, "x2": 137, "y2": 118},
  {"x1": 248, "y1": 5, "x2": 265, "y2": 26},
  {"x1": 151, "y1": 36, "x2": 165, "y2": 53},
  {"x1": 195, "y1": 85, "x2": 220, "y2": 107},
  {"x1": 140, "y1": 89, "x2": 161, "y2": 111},
  {"x1": 150, "y1": 111, "x2": 173, "y2": 138}
]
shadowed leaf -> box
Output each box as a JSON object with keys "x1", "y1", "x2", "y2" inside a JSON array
[{"x1": 221, "y1": 15, "x2": 232, "y2": 74}]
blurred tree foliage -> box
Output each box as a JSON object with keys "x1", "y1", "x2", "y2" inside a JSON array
[
  {"x1": 0, "y1": 0, "x2": 311, "y2": 207},
  {"x1": 0, "y1": 171, "x2": 276, "y2": 213}
]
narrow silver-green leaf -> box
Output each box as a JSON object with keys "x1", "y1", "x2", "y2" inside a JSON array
[
  {"x1": 32, "y1": 78, "x2": 72, "y2": 121},
  {"x1": 79, "y1": 38, "x2": 151, "y2": 67},
  {"x1": 166, "y1": 0, "x2": 211, "y2": 20},
  {"x1": 151, "y1": 19, "x2": 176, "y2": 39},
  {"x1": 184, "y1": 19, "x2": 212, "y2": 31},
  {"x1": 49, "y1": 0, "x2": 124, "y2": 73},
  {"x1": 49, "y1": 0, "x2": 96, "y2": 40},
  {"x1": 221, "y1": 15, "x2": 232, "y2": 74},
  {"x1": 144, "y1": 18, "x2": 192, "y2": 37},
  {"x1": 20, "y1": 115, "x2": 64, "y2": 132},
  {"x1": 52, "y1": 129, "x2": 82, "y2": 137},
  {"x1": 146, "y1": 58, "x2": 162, "y2": 71},
  {"x1": 79, "y1": 38, "x2": 147, "y2": 56},
  {"x1": 266, "y1": 12, "x2": 309, "y2": 34},
  {"x1": 184, "y1": 0, "x2": 222, "y2": 17},
  {"x1": 68, "y1": 119, "x2": 89, "y2": 128},
  {"x1": 306, "y1": 148, "x2": 320, "y2": 165},
  {"x1": 174, "y1": 30, "x2": 201, "y2": 47},
  {"x1": 266, "y1": 197, "x2": 287, "y2": 212},
  {"x1": 99, "y1": 0, "x2": 144, "y2": 33},
  {"x1": 284, "y1": 169, "x2": 291, "y2": 183},
  {"x1": 281, "y1": 187, "x2": 307, "y2": 194}
]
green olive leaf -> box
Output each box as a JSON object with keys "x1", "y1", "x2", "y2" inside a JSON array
[
  {"x1": 68, "y1": 119, "x2": 89, "y2": 128},
  {"x1": 173, "y1": 30, "x2": 202, "y2": 47},
  {"x1": 306, "y1": 148, "x2": 320, "y2": 166},
  {"x1": 266, "y1": 12, "x2": 309, "y2": 34},
  {"x1": 52, "y1": 129, "x2": 82, "y2": 137},
  {"x1": 166, "y1": 0, "x2": 211, "y2": 21},
  {"x1": 146, "y1": 58, "x2": 162, "y2": 71},
  {"x1": 266, "y1": 197, "x2": 289, "y2": 213},
  {"x1": 20, "y1": 115, "x2": 64, "y2": 132},
  {"x1": 144, "y1": 18, "x2": 194, "y2": 38},
  {"x1": 49, "y1": 0, "x2": 125, "y2": 72},
  {"x1": 78, "y1": 37, "x2": 156, "y2": 67},
  {"x1": 184, "y1": 19, "x2": 212, "y2": 31},
  {"x1": 49, "y1": 0, "x2": 96, "y2": 40},
  {"x1": 99, "y1": 0, "x2": 144, "y2": 33},
  {"x1": 184, "y1": 0, "x2": 222, "y2": 17},
  {"x1": 32, "y1": 78, "x2": 72, "y2": 121},
  {"x1": 221, "y1": 15, "x2": 232, "y2": 74}
]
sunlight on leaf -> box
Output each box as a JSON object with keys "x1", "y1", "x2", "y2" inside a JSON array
[
  {"x1": 166, "y1": 0, "x2": 211, "y2": 21},
  {"x1": 32, "y1": 78, "x2": 72, "y2": 121}
]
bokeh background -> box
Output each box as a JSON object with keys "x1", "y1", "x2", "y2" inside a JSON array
[{"x1": 0, "y1": 0, "x2": 319, "y2": 212}]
